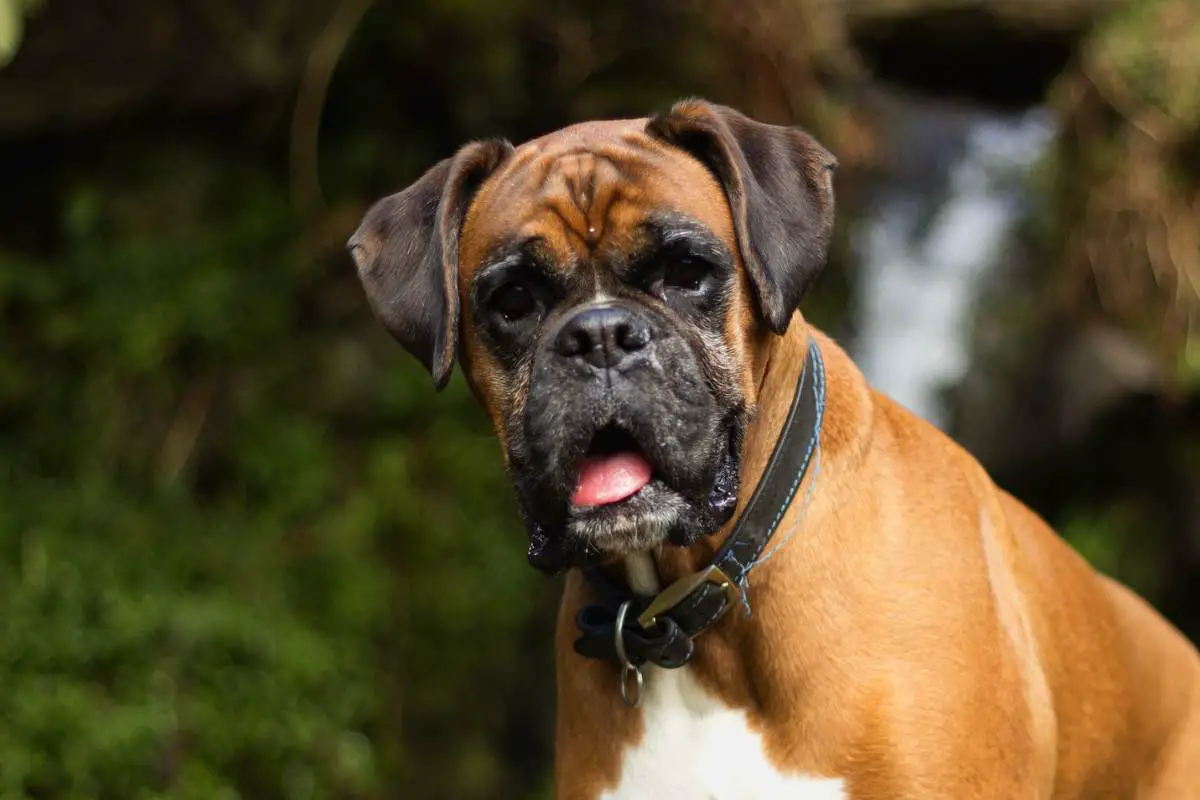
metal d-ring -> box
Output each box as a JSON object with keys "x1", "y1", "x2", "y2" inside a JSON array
[{"x1": 613, "y1": 600, "x2": 643, "y2": 709}]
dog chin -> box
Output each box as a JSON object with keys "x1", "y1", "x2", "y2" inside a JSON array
[{"x1": 566, "y1": 481, "x2": 691, "y2": 557}]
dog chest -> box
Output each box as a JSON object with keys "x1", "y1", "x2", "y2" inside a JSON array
[{"x1": 600, "y1": 667, "x2": 847, "y2": 800}]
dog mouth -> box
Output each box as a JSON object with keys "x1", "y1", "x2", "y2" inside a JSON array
[
  {"x1": 570, "y1": 425, "x2": 654, "y2": 508},
  {"x1": 519, "y1": 414, "x2": 744, "y2": 573}
]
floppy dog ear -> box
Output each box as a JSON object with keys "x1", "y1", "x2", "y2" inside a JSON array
[
  {"x1": 348, "y1": 140, "x2": 513, "y2": 389},
  {"x1": 647, "y1": 99, "x2": 837, "y2": 334}
]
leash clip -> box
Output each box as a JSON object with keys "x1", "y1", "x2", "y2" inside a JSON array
[
  {"x1": 636, "y1": 564, "x2": 740, "y2": 631},
  {"x1": 613, "y1": 601, "x2": 643, "y2": 708}
]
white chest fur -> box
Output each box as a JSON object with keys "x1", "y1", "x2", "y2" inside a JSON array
[{"x1": 600, "y1": 666, "x2": 848, "y2": 800}]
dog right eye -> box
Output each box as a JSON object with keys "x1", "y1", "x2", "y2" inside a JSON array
[
  {"x1": 491, "y1": 282, "x2": 538, "y2": 322},
  {"x1": 662, "y1": 256, "x2": 710, "y2": 293}
]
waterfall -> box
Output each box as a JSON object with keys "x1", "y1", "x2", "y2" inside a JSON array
[{"x1": 850, "y1": 98, "x2": 1057, "y2": 430}]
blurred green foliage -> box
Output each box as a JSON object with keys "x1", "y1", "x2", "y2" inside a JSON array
[
  {"x1": 1061, "y1": 501, "x2": 1164, "y2": 600},
  {"x1": 0, "y1": 137, "x2": 554, "y2": 797}
]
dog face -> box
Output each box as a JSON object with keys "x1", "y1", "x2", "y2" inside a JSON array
[{"x1": 349, "y1": 100, "x2": 836, "y2": 573}]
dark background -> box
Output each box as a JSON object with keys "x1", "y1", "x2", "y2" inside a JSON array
[{"x1": 1, "y1": 0, "x2": 1197, "y2": 797}]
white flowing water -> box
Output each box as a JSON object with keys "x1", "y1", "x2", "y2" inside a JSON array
[{"x1": 850, "y1": 101, "x2": 1057, "y2": 429}]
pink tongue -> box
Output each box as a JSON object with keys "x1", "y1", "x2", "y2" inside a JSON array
[{"x1": 572, "y1": 451, "x2": 653, "y2": 507}]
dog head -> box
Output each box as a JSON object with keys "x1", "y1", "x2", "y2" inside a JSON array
[{"x1": 349, "y1": 100, "x2": 836, "y2": 573}]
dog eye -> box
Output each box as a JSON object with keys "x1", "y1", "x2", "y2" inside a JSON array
[
  {"x1": 662, "y1": 257, "x2": 709, "y2": 293},
  {"x1": 491, "y1": 282, "x2": 538, "y2": 322}
]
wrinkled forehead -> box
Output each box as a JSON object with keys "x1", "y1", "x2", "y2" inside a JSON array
[{"x1": 459, "y1": 118, "x2": 737, "y2": 274}]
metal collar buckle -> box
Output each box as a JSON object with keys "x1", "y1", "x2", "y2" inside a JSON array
[
  {"x1": 613, "y1": 600, "x2": 643, "y2": 708},
  {"x1": 636, "y1": 564, "x2": 741, "y2": 631}
]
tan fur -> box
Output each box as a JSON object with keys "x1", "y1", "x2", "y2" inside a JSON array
[{"x1": 454, "y1": 118, "x2": 1200, "y2": 799}]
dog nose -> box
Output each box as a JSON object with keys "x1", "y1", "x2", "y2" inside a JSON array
[{"x1": 554, "y1": 306, "x2": 652, "y2": 369}]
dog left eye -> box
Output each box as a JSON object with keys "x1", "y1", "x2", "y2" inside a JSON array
[
  {"x1": 662, "y1": 257, "x2": 709, "y2": 293},
  {"x1": 491, "y1": 282, "x2": 538, "y2": 322}
]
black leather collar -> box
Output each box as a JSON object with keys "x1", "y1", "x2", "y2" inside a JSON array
[{"x1": 573, "y1": 338, "x2": 827, "y2": 670}]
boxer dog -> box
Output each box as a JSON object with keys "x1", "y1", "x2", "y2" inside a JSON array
[{"x1": 349, "y1": 99, "x2": 1200, "y2": 798}]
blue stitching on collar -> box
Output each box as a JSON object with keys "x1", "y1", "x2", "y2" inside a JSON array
[
  {"x1": 732, "y1": 341, "x2": 826, "y2": 617},
  {"x1": 763, "y1": 341, "x2": 826, "y2": 538},
  {"x1": 727, "y1": 339, "x2": 827, "y2": 585}
]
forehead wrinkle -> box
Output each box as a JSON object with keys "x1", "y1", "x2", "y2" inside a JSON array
[
  {"x1": 540, "y1": 150, "x2": 628, "y2": 249},
  {"x1": 541, "y1": 200, "x2": 593, "y2": 253},
  {"x1": 461, "y1": 124, "x2": 738, "y2": 280},
  {"x1": 562, "y1": 153, "x2": 597, "y2": 218}
]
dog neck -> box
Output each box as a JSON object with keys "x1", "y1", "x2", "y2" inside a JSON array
[{"x1": 622, "y1": 551, "x2": 663, "y2": 596}]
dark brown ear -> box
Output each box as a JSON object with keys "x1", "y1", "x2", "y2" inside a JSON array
[
  {"x1": 348, "y1": 139, "x2": 513, "y2": 389},
  {"x1": 647, "y1": 99, "x2": 837, "y2": 334}
]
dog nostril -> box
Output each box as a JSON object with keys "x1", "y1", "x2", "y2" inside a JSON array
[
  {"x1": 555, "y1": 326, "x2": 593, "y2": 358},
  {"x1": 616, "y1": 322, "x2": 650, "y2": 352}
]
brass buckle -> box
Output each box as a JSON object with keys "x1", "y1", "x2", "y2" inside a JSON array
[{"x1": 636, "y1": 564, "x2": 741, "y2": 631}]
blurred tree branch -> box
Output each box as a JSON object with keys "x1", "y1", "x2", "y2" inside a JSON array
[{"x1": 290, "y1": 0, "x2": 374, "y2": 216}]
